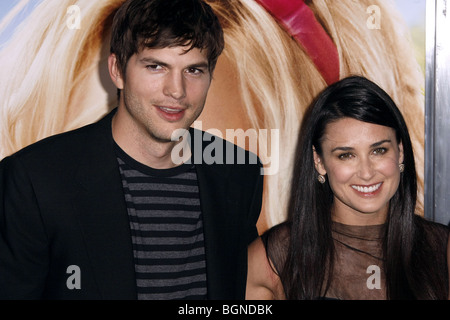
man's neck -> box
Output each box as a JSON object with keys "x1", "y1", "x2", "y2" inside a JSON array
[{"x1": 111, "y1": 112, "x2": 191, "y2": 169}]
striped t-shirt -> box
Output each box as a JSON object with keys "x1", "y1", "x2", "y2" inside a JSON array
[{"x1": 115, "y1": 144, "x2": 207, "y2": 300}]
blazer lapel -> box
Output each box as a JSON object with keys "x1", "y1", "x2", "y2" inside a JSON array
[
  {"x1": 73, "y1": 111, "x2": 136, "y2": 299},
  {"x1": 196, "y1": 164, "x2": 239, "y2": 299},
  {"x1": 191, "y1": 128, "x2": 242, "y2": 299}
]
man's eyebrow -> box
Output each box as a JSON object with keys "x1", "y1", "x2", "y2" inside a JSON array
[
  {"x1": 139, "y1": 57, "x2": 209, "y2": 69},
  {"x1": 330, "y1": 139, "x2": 392, "y2": 153},
  {"x1": 189, "y1": 62, "x2": 210, "y2": 69},
  {"x1": 139, "y1": 57, "x2": 168, "y2": 66}
]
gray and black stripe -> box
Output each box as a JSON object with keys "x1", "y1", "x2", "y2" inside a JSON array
[{"x1": 115, "y1": 144, "x2": 207, "y2": 300}]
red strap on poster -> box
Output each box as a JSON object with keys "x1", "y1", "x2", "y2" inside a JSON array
[{"x1": 255, "y1": 0, "x2": 340, "y2": 85}]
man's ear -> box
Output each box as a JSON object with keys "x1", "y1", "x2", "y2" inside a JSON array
[
  {"x1": 108, "y1": 53, "x2": 124, "y2": 90},
  {"x1": 313, "y1": 147, "x2": 327, "y2": 176}
]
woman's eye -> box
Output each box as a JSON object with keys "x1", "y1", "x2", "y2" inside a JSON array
[
  {"x1": 338, "y1": 153, "x2": 353, "y2": 160},
  {"x1": 373, "y1": 147, "x2": 387, "y2": 155}
]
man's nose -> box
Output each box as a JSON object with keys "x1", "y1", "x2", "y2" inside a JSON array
[{"x1": 163, "y1": 72, "x2": 186, "y2": 100}]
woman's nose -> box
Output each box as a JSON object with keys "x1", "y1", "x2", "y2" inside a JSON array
[{"x1": 358, "y1": 157, "x2": 376, "y2": 180}]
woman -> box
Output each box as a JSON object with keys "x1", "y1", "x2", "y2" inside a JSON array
[
  {"x1": 0, "y1": 0, "x2": 426, "y2": 231},
  {"x1": 246, "y1": 76, "x2": 450, "y2": 300}
]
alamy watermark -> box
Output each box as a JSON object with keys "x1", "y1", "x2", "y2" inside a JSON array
[
  {"x1": 66, "y1": 265, "x2": 81, "y2": 290},
  {"x1": 171, "y1": 121, "x2": 280, "y2": 176},
  {"x1": 66, "y1": 5, "x2": 81, "y2": 30},
  {"x1": 366, "y1": 5, "x2": 381, "y2": 30},
  {"x1": 366, "y1": 265, "x2": 381, "y2": 289}
]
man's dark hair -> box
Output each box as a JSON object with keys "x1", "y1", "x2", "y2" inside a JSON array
[{"x1": 110, "y1": 0, "x2": 224, "y2": 78}]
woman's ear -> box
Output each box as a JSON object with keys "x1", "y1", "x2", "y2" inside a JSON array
[
  {"x1": 313, "y1": 147, "x2": 327, "y2": 175},
  {"x1": 398, "y1": 141, "x2": 404, "y2": 164},
  {"x1": 108, "y1": 53, "x2": 124, "y2": 90}
]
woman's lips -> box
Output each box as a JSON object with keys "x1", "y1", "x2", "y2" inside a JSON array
[{"x1": 351, "y1": 182, "x2": 383, "y2": 196}]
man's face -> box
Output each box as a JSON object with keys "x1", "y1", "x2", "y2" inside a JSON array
[{"x1": 111, "y1": 46, "x2": 212, "y2": 143}]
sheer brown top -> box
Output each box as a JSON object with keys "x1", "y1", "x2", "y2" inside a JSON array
[{"x1": 261, "y1": 218, "x2": 449, "y2": 300}]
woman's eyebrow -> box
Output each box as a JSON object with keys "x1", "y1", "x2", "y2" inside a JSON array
[
  {"x1": 331, "y1": 146, "x2": 353, "y2": 153},
  {"x1": 370, "y1": 139, "x2": 392, "y2": 148},
  {"x1": 330, "y1": 139, "x2": 392, "y2": 153}
]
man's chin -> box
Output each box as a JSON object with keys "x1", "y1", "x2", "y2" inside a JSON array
[
  {"x1": 151, "y1": 134, "x2": 174, "y2": 143},
  {"x1": 150, "y1": 128, "x2": 187, "y2": 144}
]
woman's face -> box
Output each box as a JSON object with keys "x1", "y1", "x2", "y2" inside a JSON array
[{"x1": 314, "y1": 117, "x2": 404, "y2": 225}]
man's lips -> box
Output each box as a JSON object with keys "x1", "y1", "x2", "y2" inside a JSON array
[
  {"x1": 158, "y1": 106, "x2": 184, "y2": 113},
  {"x1": 156, "y1": 106, "x2": 185, "y2": 121}
]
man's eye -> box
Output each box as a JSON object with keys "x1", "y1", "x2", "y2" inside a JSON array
[
  {"x1": 187, "y1": 67, "x2": 203, "y2": 74},
  {"x1": 146, "y1": 64, "x2": 162, "y2": 70}
]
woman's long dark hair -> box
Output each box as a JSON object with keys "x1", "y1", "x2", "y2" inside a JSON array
[{"x1": 281, "y1": 75, "x2": 448, "y2": 299}]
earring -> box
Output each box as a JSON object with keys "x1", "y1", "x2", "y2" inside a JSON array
[
  {"x1": 318, "y1": 174, "x2": 326, "y2": 184},
  {"x1": 399, "y1": 163, "x2": 405, "y2": 173}
]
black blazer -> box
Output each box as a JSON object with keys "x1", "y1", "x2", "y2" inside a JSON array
[{"x1": 0, "y1": 109, "x2": 263, "y2": 300}]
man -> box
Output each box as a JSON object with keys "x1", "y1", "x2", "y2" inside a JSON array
[{"x1": 0, "y1": 0, "x2": 263, "y2": 300}]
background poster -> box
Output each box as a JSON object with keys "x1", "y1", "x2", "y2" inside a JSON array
[
  {"x1": 0, "y1": 0, "x2": 427, "y2": 232},
  {"x1": 0, "y1": 1, "x2": 427, "y2": 65}
]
